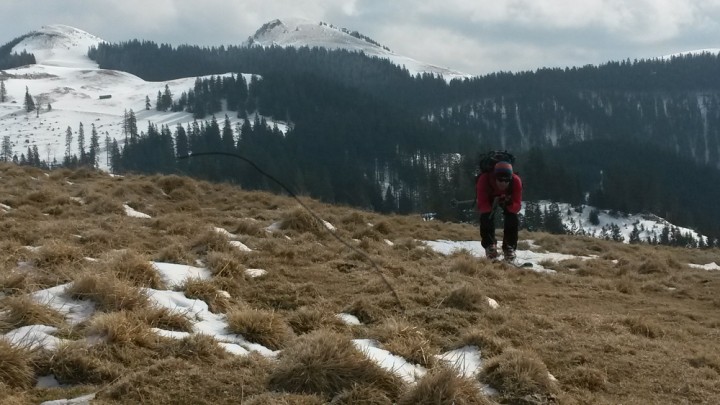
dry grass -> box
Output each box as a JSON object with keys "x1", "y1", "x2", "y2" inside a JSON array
[
  {"x1": 153, "y1": 242, "x2": 197, "y2": 265},
  {"x1": 154, "y1": 174, "x2": 197, "y2": 195},
  {"x1": 1, "y1": 164, "x2": 719, "y2": 404},
  {"x1": 226, "y1": 308, "x2": 295, "y2": 350},
  {"x1": 189, "y1": 229, "x2": 235, "y2": 255},
  {"x1": 444, "y1": 285, "x2": 488, "y2": 311},
  {"x1": 132, "y1": 306, "x2": 194, "y2": 332},
  {"x1": 287, "y1": 305, "x2": 347, "y2": 335},
  {"x1": 343, "y1": 298, "x2": 387, "y2": 324},
  {"x1": 268, "y1": 330, "x2": 404, "y2": 399},
  {"x1": 204, "y1": 251, "x2": 246, "y2": 278},
  {"x1": 371, "y1": 318, "x2": 438, "y2": 367},
  {"x1": 66, "y1": 273, "x2": 150, "y2": 312},
  {"x1": 104, "y1": 250, "x2": 165, "y2": 289},
  {"x1": 452, "y1": 329, "x2": 509, "y2": 359},
  {"x1": 85, "y1": 311, "x2": 160, "y2": 347},
  {"x1": 330, "y1": 384, "x2": 394, "y2": 404},
  {"x1": 242, "y1": 392, "x2": 325, "y2": 405},
  {"x1": 161, "y1": 333, "x2": 229, "y2": 362},
  {"x1": 232, "y1": 218, "x2": 264, "y2": 236},
  {"x1": 622, "y1": 316, "x2": 665, "y2": 339},
  {"x1": 0, "y1": 271, "x2": 29, "y2": 296},
  {"x1": 399, "y1": 367, "x2": 494, "y2": 405},
  {"x1": 181, "y1": 278, "x2": 232, "y2": 313},
  {"x1": 448, "y1": 255, "x2": 482, "y2": 275},
  {"x1": 0, "y1": 296, "x2": 66, "y2": 332},
  {"x1": 32, "y1": 241, "x2": 85, "y2": 269},
  {"x1": 96, "y1": 355, "x2": 274, "y2": 404},
  {"x1": 47, "y1": 342, "x2": 123, "y2": 384},
  {"x1": 0, "y1": 340, "x2": 35, "y2": 389},
  {"x1": 481, "y1": 349, "x2": 560, "y2": 403},
  {"x1": 279, "y1": 206, "x2": 325, "y2": 236}
]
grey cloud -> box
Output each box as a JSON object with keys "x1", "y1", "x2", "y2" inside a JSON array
[{"x1": 2, "y1": 0, "x2": 720, "y2": 76}]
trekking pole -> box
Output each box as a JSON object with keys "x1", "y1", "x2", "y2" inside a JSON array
[
  {"x1": 489, "y1": 196, "x2": 503, "y2": 224},
  {"x1": 451, "y1": 199, "x2": 476, "y2": 208}
]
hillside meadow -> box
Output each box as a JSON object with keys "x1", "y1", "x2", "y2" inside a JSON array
[{"x1": 0, "y1": 162, "x2": 719, "y2": 404}]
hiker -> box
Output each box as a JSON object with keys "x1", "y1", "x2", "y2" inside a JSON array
[{"x1": 476, "y1": 161, "x2": 522, "y2": 260}]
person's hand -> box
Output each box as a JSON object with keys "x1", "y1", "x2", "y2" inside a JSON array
[{"x1": 498, "y1": 195, "x2": 511, "y2": 206}]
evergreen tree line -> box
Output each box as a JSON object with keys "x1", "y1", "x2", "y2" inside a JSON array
[
  {"x1": 0, "y1": 34, "x2": 37, "y2": 69},
  {"x1": 542, "y1": 140, "x2": 720, "y2": 242},
  {"x1": 87, "y1": 41, "x2": 720, "y2": 113},
  {"x1": 86, "y1": 40, "x2": 720, "y2": 168},
  {"x1": 107, "y1": 110, "x2": 430, "y2": 213},
  {"x1": 428, "y1": 87, "x2": 720, "y2": 168}
]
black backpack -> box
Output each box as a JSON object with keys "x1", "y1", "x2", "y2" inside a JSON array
[{"x1": 478, "y1": 150, "x2": 516, "y2": 175}]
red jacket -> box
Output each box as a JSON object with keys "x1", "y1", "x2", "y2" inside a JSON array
[{"x1": 476, "y1": 173, "x2": 522, "y2": 214}]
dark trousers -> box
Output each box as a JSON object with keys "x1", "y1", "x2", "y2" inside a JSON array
[{"x1": 480, "y1": 211, "x2": 518, "y2": 250}]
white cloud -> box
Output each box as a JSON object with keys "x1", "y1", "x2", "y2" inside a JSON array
[{"x1": 2, "y1": 0, "x2": 720, "y2": 75}]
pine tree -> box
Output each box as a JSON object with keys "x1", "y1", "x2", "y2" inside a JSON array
[
  {"x1": 1, "y1": 136, "x2": 12, "y2": 162},
  {"x1": 629, "y1": 224, "x2": 641, "y2": 244},
  {"x1": 543, "y1": 203, "x2": 566, "y2": 234},
  {"x1": 398, "y1": 189, "x2": 413, "y2": 214},
  {"x1": 127, "y1": 109, "x2": 138, "y2": 143},
  {"x1": 32, "y1": 145, "x2": 40, "y2": 167},
  {"x1": 162, "y1": 84, "x2": 173, "y2": 111},
  {"x1": 24, "y1": 86, "x2": 35, "y2": 112},
  {"x1": 105, "y1": 134, "x2": 112, "y2": 167},
  {"x1": 0, "y1": 78, "x2": 6, "y2": 102},
  {"x1": 89, "y1": 123, "x2": 100, "y2": 168},
  {"x1": 145, "y1": 95, "x2": 151, "y2": 110},
  {"x1": 122, "y1": 109, "x2": 129, "y2": 139},
  {"x1": 77, "y1": 122, "x2": 86, "y2": 164},
  {"x1": 221, "y1": 114, "x2": 234, "y2": 151},
  {"x1": 522, "y1": 202, "x2": 543, "y2": 231},
  {"x1": 660, "y1": 225, "x2": 671, "y2": 245},
  {"x1": 156, "y1": 90, "x2": 163, "y2": 111},
  {"x1": 109, "y1": 139, "x2": 122, "y2": 173},
  {"x1": 382, "y1": 186, "x2": 396, "y2": 214},
  {"x1": 64, "y1": 126, "x2": 73, "y2": 164}
]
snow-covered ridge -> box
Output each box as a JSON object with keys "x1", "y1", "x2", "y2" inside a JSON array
[
  {"x1": 244, "y1": 18, "x2": 471, "y2": 81},
  {"x1": 0, "y1": 24, "x2": 288, "y2": 172},
  {"x1": 662, "y1": 48, "x2": 720, "y2": 59},
  {"x1": 527, "y1": 201, "x2": 709, "y2": 246},
  {"x1": 11, "y1": 24, "x2": 103, "y2": 68},
  {"x1": 246, "y1": 18, "x2": 388, "y2": 52}
]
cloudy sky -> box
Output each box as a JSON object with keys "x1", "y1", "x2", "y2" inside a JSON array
[{"x1": 2, "y1": 0, "x2": 720, "y2": 76}]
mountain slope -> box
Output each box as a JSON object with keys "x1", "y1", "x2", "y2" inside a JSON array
[
  {"x1": 245, "y1": 18, "x2": 470, "y2": 80},
  {"x1": 0, "y1": 163, "x2": 718, "y2": 404},
  {"x1": 10, "y1": 24, "x2": 101, "y2": 68},
  {"x1": 0, "y1": 25, "x2": 284, "y2": 170}
]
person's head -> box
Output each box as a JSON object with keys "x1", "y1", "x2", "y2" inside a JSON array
[{"x1": 494, "y1": 161, "x2": 513, "y2": 189}]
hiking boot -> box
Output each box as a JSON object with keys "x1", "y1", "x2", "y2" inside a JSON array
[
  {"x1": 485, "y1": 245, "x2": 499, "y2": 260},
  {"x1": 502, "y1": 246, "x2": 516, "y2": 261}
]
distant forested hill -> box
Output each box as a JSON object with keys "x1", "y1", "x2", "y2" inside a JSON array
[{"x1": 86, "y1": 41, "x2": 720, "y2": 241}]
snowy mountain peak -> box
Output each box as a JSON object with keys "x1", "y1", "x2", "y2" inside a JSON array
[
  {"x1": 11, "y1": 24, "x2": 104, "y2": 68},
  {"x1": 245, "y1": 18, "x2": 471, "y2": 80},
  {"x1": 245, "y1": 18, "x2": 390, "y2": 52}
]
